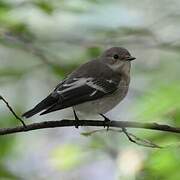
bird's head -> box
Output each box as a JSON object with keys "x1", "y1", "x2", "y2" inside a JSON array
[{"x1": 100, "y1": 47, "x2": 136, "y2": 74}]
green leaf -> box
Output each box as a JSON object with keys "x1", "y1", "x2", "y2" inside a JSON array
[
  {"x1": 0, "y1": 68, "x2": 25, "y2": 78},
  {"x1": 141, "y1": 149, "x2": 180, "y2": 180},
  {"x1": 34, "y1": 0, "x2": 55, "y2": 14},
  {"x1": 135, "y1": 83, "x2": 180, "y2": 121},
  {"x1": 0, "y1": 1, "x2": 11, "y2": 11},
  {"x1": 86, "y1": 47, "x2": 102, "y2": 59},
  {"x1": 50, "y1": 144, "x2": 85, "y2": 170},
  {"x1": 0, "y1": 164, "x2": 19, "y2": 180}
]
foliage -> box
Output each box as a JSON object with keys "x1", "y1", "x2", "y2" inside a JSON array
[{"x1": 0, "y1": 0, "x2": 179, "y2": 180}]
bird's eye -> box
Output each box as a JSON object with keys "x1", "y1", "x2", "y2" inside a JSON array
[{"x1": 113, "y1": 54, "x2": 119, "y2": 59}]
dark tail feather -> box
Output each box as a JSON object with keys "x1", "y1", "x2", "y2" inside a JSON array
[
  {"x1": 22, "y1": 95, "x2": 58, "y2": 118},
  {"x1": 40, "y1": 103, "x2": 63, "y2": 115}
]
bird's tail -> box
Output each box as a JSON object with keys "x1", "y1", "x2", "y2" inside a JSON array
[{"x1": 22, "y1": 94, "x2": 58, "y2": 118}]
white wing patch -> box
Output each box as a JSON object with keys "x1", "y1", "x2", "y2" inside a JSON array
[
  {"x1": 106, "y1": 79, "x2": 118, "y2": 84},
  {"x1": 106, "y1": 79, "x2": 113, "y2": 83},
  {"x1": 57, "y1": 77, "x2": 107, "y2": 94},
  {"x1": 90, "y1": 90, "x2": 97, "y2": 97},
  {"x1": 86, "y1": 80, "x2": 107, "y2": 93},
  {"x1": 57, "y1": 78, "x2": 92, "y2": 93},
  {"x1": 62, "y1": 78, "x2": 85, "y2": 87}
]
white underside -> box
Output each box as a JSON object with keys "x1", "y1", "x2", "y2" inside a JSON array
[{"x1": 74, "y1": 83, "x2": 128, "y2": 115}]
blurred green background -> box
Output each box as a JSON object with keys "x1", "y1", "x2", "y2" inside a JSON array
[{"x1": 0, "y1": 0, "x2": 180, "y2": 179}]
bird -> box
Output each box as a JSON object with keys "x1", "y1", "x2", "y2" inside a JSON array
[{"x1": 22, "y1": 47, "x2": 135, "y2": 127}]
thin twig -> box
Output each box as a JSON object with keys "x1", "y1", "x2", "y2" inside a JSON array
[
  {"x1": 0, "y1": 95, "x2": 26, "y2": 127},
  {"x1": 127, "y1": 132, "x2": 162, "y2": 148},
  {"x1": 121, "y1": 127, "x2": 137, "y2": 144},
  {"x1": 81, "y1": 128, "x2": 161, "y2": 148}
]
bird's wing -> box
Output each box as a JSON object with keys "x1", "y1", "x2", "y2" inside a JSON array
[{"x1": 40, "y1": 76, "x2": 120, "y2": 115}]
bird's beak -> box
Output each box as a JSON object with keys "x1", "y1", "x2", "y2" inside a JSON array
[{"x1": 126, "y1": 56, "x2": 136, "y2": 61}]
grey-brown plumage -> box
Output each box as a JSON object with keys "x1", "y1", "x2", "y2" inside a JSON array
[{"x1": 22, "y1": 47, "x2": 135, "y2": 118}]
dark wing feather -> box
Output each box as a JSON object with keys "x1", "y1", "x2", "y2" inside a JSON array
[
  {"x1": 22, "y1": 94, "x2": 58, "y2": 118},
  {"x1": 40, "y1": 77, "x2": 119, "y2": 115}
]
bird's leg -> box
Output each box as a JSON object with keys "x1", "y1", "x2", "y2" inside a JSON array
[
  {"x1": 73, "y1": 107, "x2": 80, "y2": 129},
  {"x1": 99, "y1": 114, "x2": 111, "y2": 131}
]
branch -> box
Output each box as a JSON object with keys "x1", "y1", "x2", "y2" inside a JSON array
[
  {"x1": 0, "y1": 96, "x2": 179, "y2": 148},
  {"x1": 0, "y1": 119, "x2": 180, "y2": 136}
]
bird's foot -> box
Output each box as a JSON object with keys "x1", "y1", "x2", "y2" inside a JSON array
[
  {"x1": 73, "y1": 108, "x2": 80, "y2": 129},
  {"x1": 99, "y1": 114, "x2": 111, "y2": 131}
]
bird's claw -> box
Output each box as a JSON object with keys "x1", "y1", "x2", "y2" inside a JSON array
[{"x1": 99, "y1": 114, "x2": 111, "y2": 131}]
